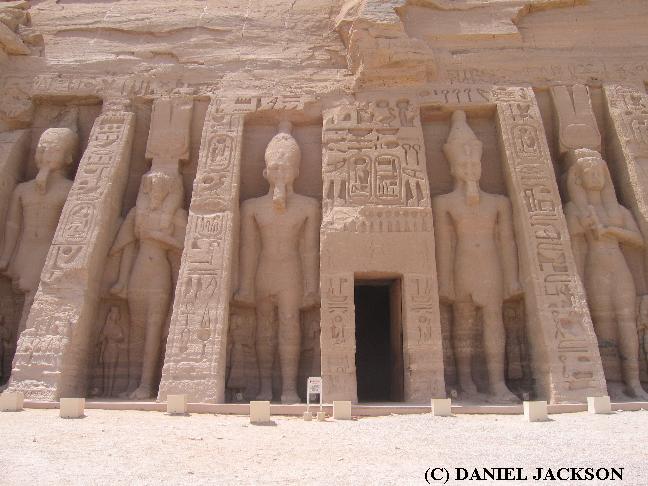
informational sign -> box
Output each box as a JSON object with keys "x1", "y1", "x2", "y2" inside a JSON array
[{"x1": 306, "y1": 377, "x2": 323, "y2": 410}]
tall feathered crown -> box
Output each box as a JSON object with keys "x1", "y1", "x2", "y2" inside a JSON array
[
  {"x1": 265, "y1": 120, "x2": 301, "y2": 167},
  {"x1": 443, "y1": 110, "x2": 483, "y2": 164}
]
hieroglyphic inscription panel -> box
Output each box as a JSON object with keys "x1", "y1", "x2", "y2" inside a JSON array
[
  {"x1": 157, "y1": 102, "x2": 243, "y2": 403},
  {"x1": 604, "y1": 85, "x2": 648, "y2": 269},
  {"x1": 320, "y1": 273, "x2": 356, "y2": 402},
  {"x1": 402, "y1": 274, "x2": 445, "y2": 400},
  {"x1": 495, "y1": 87, "x2": 607, "y2": 402},
  {"x1": 9, "y1": 100, "x2": 135, "y2": 400}
]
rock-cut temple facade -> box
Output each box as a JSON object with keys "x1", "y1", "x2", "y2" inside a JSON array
[{"x1": 2, "y1": 0, "x2": 648, "y2": 405}]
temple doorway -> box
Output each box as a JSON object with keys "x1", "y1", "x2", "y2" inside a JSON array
[{"x1": 354, "y1": 279, "x2": 404, "y2": 402}]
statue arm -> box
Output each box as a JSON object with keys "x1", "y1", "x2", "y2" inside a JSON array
[
  {"x1": 302, "y1": 202, "x2": 321, "y2": 307},
  {"x1": 432, "y1": 197, "x2": 454, "y2": 302},
  {"x1": 602, "y1": 208, "x2": 644, "y2": 248},
  {"x1": 109, "y1": 210, "x2": 136, "y2": 298},
  {"x1": 235, "y1": 200, "x2": 258, "y2": 306},
  {"x1": 497, "y1": 198, "x2": 522, "y2": 299},
  {"x1": 565, "y1": 203, "x2": 587, "y2": 280},
  {"x1": 0, "y1": 188, "x2": 22, "y2": 270}
]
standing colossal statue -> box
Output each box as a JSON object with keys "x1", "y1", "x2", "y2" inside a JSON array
[
  {"x1": 234, "y1": 121, "x2": 320, "y2": 404},
  {"x1": 433, "y1": 111, "x2": 522, "y2": 403}
]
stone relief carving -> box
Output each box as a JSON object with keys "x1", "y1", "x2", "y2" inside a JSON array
[
  {"x1": 0, "y1": 128, "x2": 78, "y2": 333},
  {"x1": 433, "y1": 110, "x2": 522, "y2": 403},
  {"x1": 323, "y1": 98, "x2": 429, "y2": 213},
  {"x1": 564, "y1": 149, "x2": 648, "y2": 400},
  {"x1": 234, "y1": 121, "x2": 320, "y2": 403},
  {"x1": 102, "y1": 98, "x2": 191, "y2": 400}
]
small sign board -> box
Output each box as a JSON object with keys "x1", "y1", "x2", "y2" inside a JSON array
[{"x1": 306, "y1": 377, "x2": 323, "y2": 410}]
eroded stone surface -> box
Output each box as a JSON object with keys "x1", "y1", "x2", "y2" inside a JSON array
[{"x1": 1, "y1": 0, "x2": 647, "y2": 404}]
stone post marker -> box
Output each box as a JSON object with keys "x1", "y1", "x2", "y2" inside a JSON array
[
  {"x1": 494, "y1": 86, "x2": 607, "y2": 403},
  {"x1": 8, "y1": 100, "x2": 135, "y2": 400},
  {"x1": 158, "y1": 100, "x2": 244, "y2": 403}
]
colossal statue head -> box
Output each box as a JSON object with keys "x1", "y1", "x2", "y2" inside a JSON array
[
  {"x1": 566, "y1": 148, "x2": 621, "y2": 220},
  {"x1": 263, "y1": 120, "x2": 301, "y2": 211},
  {"x1": 33, "y1": 128, "x2": 78, "y2": 194},
  {"x1": 443, "y1": 110, "x2": 483, "y2": 205}
]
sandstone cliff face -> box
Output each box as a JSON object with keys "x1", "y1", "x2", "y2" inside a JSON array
[{"x1": 2, "y1": 1, "x2": 648, "y2": 405}]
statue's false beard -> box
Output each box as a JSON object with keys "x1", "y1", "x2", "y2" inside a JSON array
[
  {"x1": 466, "y1": 180, "x2": 480, "y2": 206},
  {"x1": 272, "y1": 183, "x2": 287, "y2": 211},
  {"x1": 35, "y1": 167, "x2": 51, "y2": 194}
]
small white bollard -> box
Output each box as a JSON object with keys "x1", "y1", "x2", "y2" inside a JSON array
[
  {"x1": 316, "y1": 411, "x2": 326, "y2": 422},
  {"x1": 303, "y1": 411, "x2": 313, "y2": 421},
  {"x1": 249, "y1": 401, "x2": 271, "y2": 424},
  {"x1": 588, "y1": 396, "x2": 612, "y2": 414},
  {"x1": 60, "y1": 398, "x2": 85, "y2": 419},
  {"x1": 523, "y1": 400, "x2": 547, "y2": 422},
  {"x1": 333, "y1": 401, "x2": 352, "y2": 420},
  {"x1": 431, "y1": 398, "x2": 452, "y2": 417},
  {"x1": 167, "y1": 394, "x2": 187, "y2": 414},
  {"x1": 0, "y1": 392, "x2": 24, "y2": 412}
]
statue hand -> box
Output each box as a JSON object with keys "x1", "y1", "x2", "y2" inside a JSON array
[
  {"x1": 0, "y1": 257, "x2": 9, "y2": 274},
  {"x1": 233, "y1": 288, "x2": 255, "y2": 307},
  {"x1": 505, "y1": 281, "x2": 523, "y2": 300},
  {"x1": 438, "y1": 283, "x2": 455, "y2": 303},
  {"x1": 110, "y1": 281, "x2": 128, "y2": 299},
  {"x1": 302, "y1": 290, "x2": 320, "y2": 309}
]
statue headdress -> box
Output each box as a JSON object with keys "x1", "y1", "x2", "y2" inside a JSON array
[
  {"x1": 566, "y1": 148, "x2": 622, "y2": 225},
  {"x1": 264, "y1": 120, "x2": 301, "y2": 170},
  {"x1": 443, "y1": 110, "x2": 483, "y2": 166}
]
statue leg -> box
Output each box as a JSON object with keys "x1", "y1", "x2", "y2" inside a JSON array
[
  {"x1": 124, "y1": 296, "x2": 147, "y2": 397},
  {"x1": 482, "y1": 304, "x2": 517, "y2": 403},
  {"x1": 131, "y1": 292, "x2": 170, "y2": 399},
  {"x1": 617, "y1": 307, "x2": 648, "y2": 400},
  {"x1": 590, "y1": 303, "x2": 624, "y2": 398},
  {"x1": 453, "y1": 302, "x2": 479, "y2": 398},
  {"x1": 255, "y1": 297, "x2": 276, "y2": 401},
  {"x1": 278, "y1": 290, "x2": 301, "y2": 404}
]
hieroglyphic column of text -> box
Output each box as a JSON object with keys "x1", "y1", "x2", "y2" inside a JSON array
[
  {"x1": 9, "y1": 100, "x2": 135, "y2": 399},
  {"x1": 494, "y1": 87, "x2": 607, "y2": 403},
  {"x1": 158, "y1": 101, "x2": 243, "y2": 403},
  {"x1": 604, "y1": 85, "x2": 648, "y2": 273}
]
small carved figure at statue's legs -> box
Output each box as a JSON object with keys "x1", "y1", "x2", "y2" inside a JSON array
[
  {"x1": 590, "y1": 305, "x2": 622, "y2": 395},
  {"x1": 482, "y1": 304, "x2": 518, "y2": 403},
  {"x1": 255, "y1": 297, "x2": 276, "y2": 401},
  {"x1": 617, "y1": 307, "x2": 648, "y2": 400},
  {"x1": 453, "y1": 302, "x2": 479, "y2": 397},
  {"x1": 278, "y1": 290, "x2": 301, "y2": 404}
]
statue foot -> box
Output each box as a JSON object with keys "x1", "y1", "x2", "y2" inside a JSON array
[
  {"x1": 626, "y1": 383, "x2": 648, "y2": 401},
  {"x1": 607, "y1": 381, "x2": 630, "y2": 401},
  {"x1": 281, "y1": 391, "x2": 301, "y2": 404},
  {"x1": 256, "y1": 389, "x2": 273, "y2": 401},
  {"x1": 488, "y1": 386, "x2": 520, "y2": 404},
  {"x1": 129, "y1": 385, "x2": 153, "y2": 400}
]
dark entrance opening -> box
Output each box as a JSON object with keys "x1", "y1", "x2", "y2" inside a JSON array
[{"x1": 355, "y1": 279, "x2": 403, "y2": 402}]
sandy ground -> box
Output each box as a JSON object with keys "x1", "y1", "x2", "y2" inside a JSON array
[{"x1": 1, "y1": 408, "x2": 647, "y2": 486}]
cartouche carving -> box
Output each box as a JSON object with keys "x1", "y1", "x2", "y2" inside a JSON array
[
  {"x1": 433, "y1": 110, "x2": 522, "y2": 403},
  {"x1": 235, "y1": 121, "x2": 320, "y2": 403},
  {"x1": 565, "y1": 149, "x2": 648, "y2": 400},
  {"x1": 0, "y1": 128, "x2": 77, "y2": 331}
]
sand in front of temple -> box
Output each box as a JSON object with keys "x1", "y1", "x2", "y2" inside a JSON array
[{"x1": 1, "y1": 408, "x2": 646, "y2": 485}]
